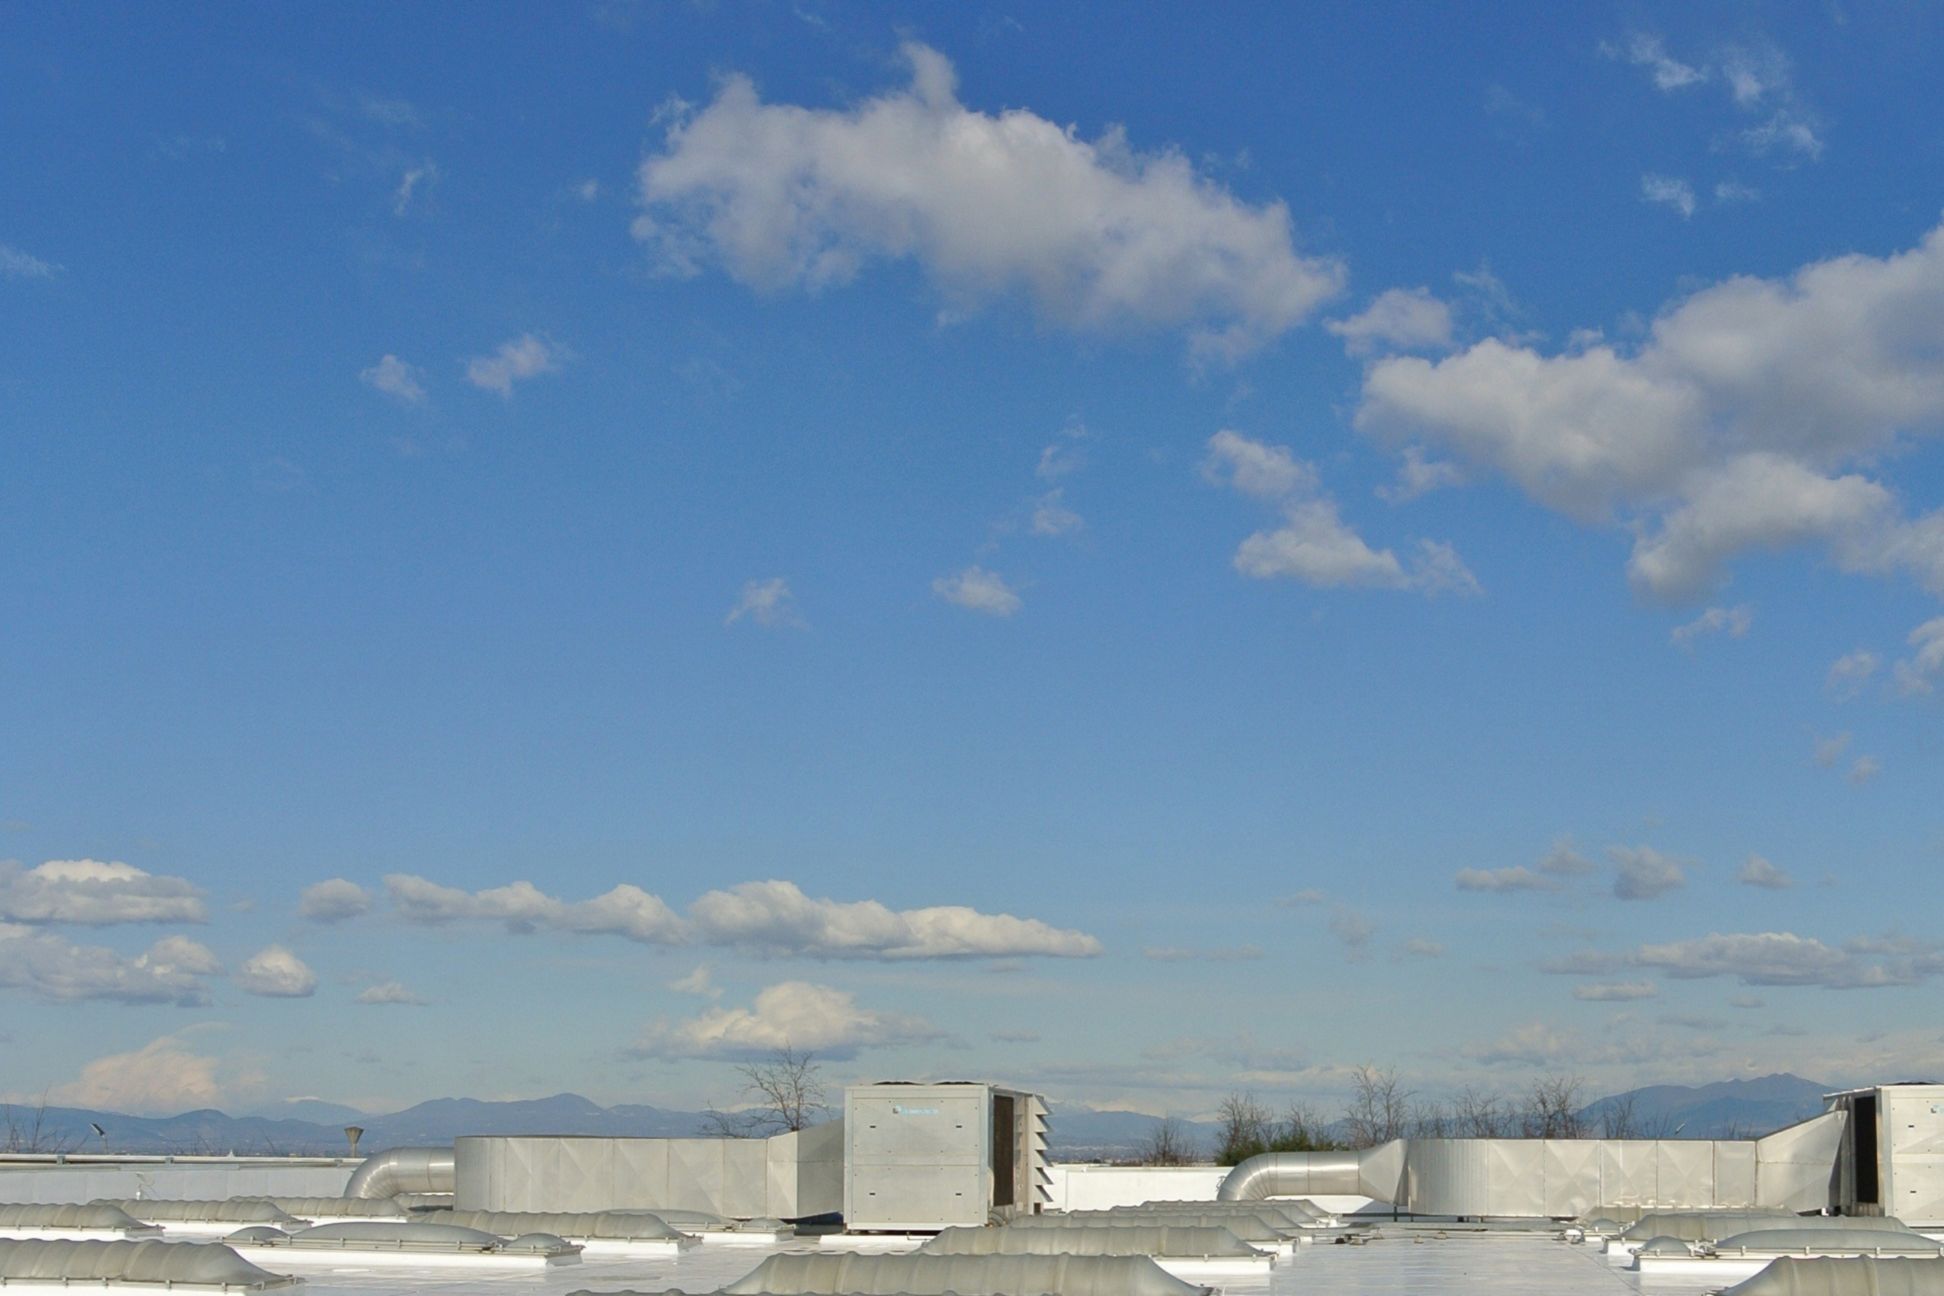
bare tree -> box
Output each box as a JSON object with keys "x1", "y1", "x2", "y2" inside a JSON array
[
  {"x1": 1597, "y1": 1088, "x2": 1639, "y2": 1139},
  {"x1": 1410, "y1": 1097, "x2": 1451, "y2": 1139},
  {"x1": 1138, "y1": 1116, "x2": 1198, "y2": 1166},
  {"x1": 1342, "y1": 1065, "x2": 1412, "y2": 1148},
  {"x1": 1277, "y1": 1102, "x2": 1338, "y2": 1152},
  {"x1": 1518, "y1": 1074, "x2": 1588, "y2": 1139},
  {"x1": 703, "y1": 1047, "x2": 828, "y2": 1138},
  {"x1": 1215, "y1": 1091, "x2": 1274, "y2": 1164},
  {"x1": 1454, "y1": 1086, "x2": 1508, "y2": 1138},
  {"x1": 2, "y1": 1092, "x2": 69, "y2": 1154}
]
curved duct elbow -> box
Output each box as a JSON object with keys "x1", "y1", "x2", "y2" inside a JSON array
[
  {"x1": 1217, "y1": 1141, "x2": 1406, "y2": 1204},
  {"x1": 345, "y1": 1147, "x2": 456, "y2": 1200}
]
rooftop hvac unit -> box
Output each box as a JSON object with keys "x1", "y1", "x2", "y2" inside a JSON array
[{"x1": 843, "y1": 1082, "x2": 1050, "y2": 1232}]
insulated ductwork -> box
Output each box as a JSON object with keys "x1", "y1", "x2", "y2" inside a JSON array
[
  {"x1": 345, "y1": 1147, "x2": 456, "y2": 1200},
  {"x1": 1217, "y1": 1142, "x2": 1405, "y2": 1203}
]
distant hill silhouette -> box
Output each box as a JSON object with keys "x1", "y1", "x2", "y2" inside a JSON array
[{"x1": 1, "y1": 1073, "x2": 1832, "y2": 1160}]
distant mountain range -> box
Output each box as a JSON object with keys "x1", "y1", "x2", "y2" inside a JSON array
[{"x1": 0, "y1": 1074, "x2": 1834, "y2": 1160}]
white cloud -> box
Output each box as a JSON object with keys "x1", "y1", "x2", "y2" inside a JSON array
[
  {"x1": 1206, "y1": 429, "x2": 1478, "y2": 596},
  {"x1": 1574, "y1": 981, "x2": 1658, "y2": 1001},
  {"x1": 1893, "y1": 616, "x2": 1944, "y2": 695},
  {"x1": 1609, "y1": 33, "x2": 1708, "y2": 92},
  {"x1": 1358, "y1": 222, "x2": 1944, "y2": 600},
  {"x1": 1401, "y1": 938, "x2": 1445, "y2": 959},
  {"x1": 1848, "y1": 754, "x2": 1882, "y2": 785},
  {"x1": 689, "y1": 879, "x2": 1102, "y2": 960},
  {"x1": 1633, "y1": 931, "x2": 1943, "y2": 989},
  {"x1": 1376, "y1": 446, "x2": 1464, "y2": 504},
  {"x1": 1328, "y1": 909, "x2": 1374, "y2": 958},
  {"x1": 1539, "y1": 839, "x2": 1596, "y2": 877},
  {"x1": 725, "y1": 576, "x2": 805, "y2": 629},
  {"x1": 932, "y1": 565, "x2": 1021, "y2": 617},
  {"x1": 464, "y1": 333, "x2": 562, "y2": 397},
  {"x1": 670, "y1": 965, "x2": 718, "y2": 998},
  {"x1": 574, "y1": 178, "x2": 602, "y2": 202},
  {"x1": 359, "y1": 355, "x2": 427, "y2": 405},
  {"x1": 1, "y1": 244, "x2": 61, "y2": 280},
  {"x1": 355, "y1": 980, "x2": 425, "y2": 1005},
  {"x1": 630, "y1": 980, "x2": 936, "y2": 1060},
  {"x1": 1608, "y1": 844, "x2": 1689, "y2": 900},
  {"x1": 234, "y1": 945, "x2": 318, "y2": 998},
  {"x1": 1671, "y1": 603, "x2": 1752, "y2": 648},
  {"x1": 385, "y1": 875, "x2": 687, "y2": 943},
  {"x1": 1715, "y1": 180, "x2": 1761, "y2": 205},
  {"x1": 1455, "y1": 866, "x2": 1559, "y2": 894},
  {"x1": 1642, "y1": 174, "x2": 1696, "y2": 219},
  {"x1": 383, "y1": 875, "x2": 1100, "y2": 961},
  {"x1": 390, "y1": 160, "x2": 441, "y2": 217},
  {"x1": 299, "y1": 878, "x2": 371, "y2": 923},
  {"x1": 1201, "y1": 429, "x2": 1313, "y2": 499},
  {"x1": 46, "y1": 1034, "x2": 242, "y2": 1114},
  {"x1": 0, "y1": 859, "x2": 206, "y2": 926},
  {"x1": 1030, "y1": 489, "x2": 1083, "y2": 537},
  {"x1": 1827, "y1": 650, "x2": 1879, "y2": 696},
  {"x1": 1736, "y1": 855, "x2": 1793, "y2": 889},
  {"x1": 1327, "y1": 287, "x2": 1454, "y2": 357},
  {"x1": 1277, "y1": 889, "x2": 1325, "y2": 907},
  {"x1": 0, "y1": 926, "x2": 218, "y2": 1005},
  {"x1": 634, "y1": 43, "x2": 1343, "y2": 362},
  {"x1": 1814, "y1": 732, "x2": 1852, "y2": 767}
]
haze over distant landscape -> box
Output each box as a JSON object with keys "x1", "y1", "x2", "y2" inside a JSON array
[{"x1": 3, "y1": 4, "x2": 1942, "y2": 1123}]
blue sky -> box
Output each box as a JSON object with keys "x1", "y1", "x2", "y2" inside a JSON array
[{"x1": 3, "y1": 2, "x2": 1943, "y2": 1121}]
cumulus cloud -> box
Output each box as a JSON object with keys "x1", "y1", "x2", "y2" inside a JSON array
[
  {"x1": 1574, "y1": 981, "x2": 1658, "y2": 1001},
  {"x1": 1539, "y1": 840, "x2": 1596, "y2": 877},
  {"x1": 1894, "y1": 616, "x2": 1944, "y2": 695},
  {"x1": 465, "y1": 333, "x2": 562, "y2": 397},
  {"x1": 355, "y1": 980, "x2": 426, "y2": 1005},
  {"x1": 1848, "y1": 754, "x2": 1882, "y2": 784},
  {"x1": 46, "y1": 1034, "x2": 241, "y2": 1114},
  {"x1": 1642, "y1": 174, "x2": 1696, "y2": 219},
  {"x1": 1827, "y1": 649, "x2": 1879, "y2": 696},
  {"x1": 1, "y1": 244, "x2": 61, "y2": 280},
  {"x1": 0, "y1": 926, "x2": 218, "y2": 1005},
  {"x1": 630, "y1": 980, "x2": 936, "y2": 1060},
  {"x1": 689, "y1": 879, "x2": 1102, "y2": 960},
  {"x1": 932, "y1": 566, "x2": 1022, "y2": 617},
  {"x1": 1455, "y1": 866, "x2": 1559, "y2": 894},
  {"x1": 1030, "y1": 489, "x2": 1084, "y2": 537},
  {"x1": 634, "y1": 43, "x2": 1342, "y2": 362},
  {"x1": 1671, "y1": 604, "x2": 1752, "y2": 648},
  {"x1": 383, "y1": 875, "x2": 1100, "y2": 961},
  {"x1": 0, "y1": 859, "x2": 206, "y2": 926},
  {"x1": 385, "y1": 875, "x2": 686, "y2": 943},
  {"x1": 1327, "y1": 287, "x2": 1454, "y2": 357},
  {"x1": 1376, "y1": 446, "x2": 1465, "y2": 504},
  {"x1": 1609, "y1": 845, "x2": 1689, "y2": 900},
  {"x1": 1210, "y1": 432, "x2": 1479, "y2": 594},
  {"x1": 726, "y1": 577, "x2": 805, "y2": 629},
  {"x1": 1736, "y1": 855, "x2": 1793, "y2": 889},
  {"x1": 1358, "y1": 222, "x2": 1944, "y2": 600},
  {"x1": 359, "y1": 355, "x2": 427, "y2": 405},
  {"x1": 1201, "y1": 429, "x2": 1314, "y2": 499},
  {"x1": 1814, "y1": 732, "x2": 1852, "y2": 768},
  {"x1": 299, "y1": 879, "x2": 371, "y2": 923},
  {"x1": 234, "y1": 945, "x2": 317, "y2": 998}
]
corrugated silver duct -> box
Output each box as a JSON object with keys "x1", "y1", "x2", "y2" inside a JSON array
[
  {"x1": 345, "y1": 1147, "x2": 456, "y2": 1200},
  {"x1": 1217, "y1": 1142, "x2": 1403, "y2": 1202}
]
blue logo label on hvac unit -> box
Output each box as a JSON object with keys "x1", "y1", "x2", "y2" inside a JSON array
[{"x1": 891, "y1": 1106, "x2": 940, "y2": 1116}]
